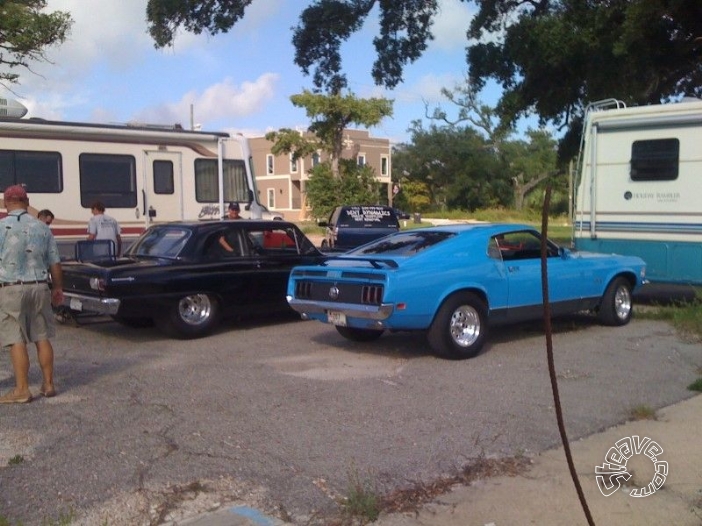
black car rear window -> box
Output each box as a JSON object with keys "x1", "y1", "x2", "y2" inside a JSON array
[
  {"x1": 350, "y1": 231, "x2": 454, "y2": 256},
  {"x1": 128, "y1": 227, "x2": 191, "y2": 258},
  {"x1": 338, "y1": 206, "x2": 399, "y2": 228}
]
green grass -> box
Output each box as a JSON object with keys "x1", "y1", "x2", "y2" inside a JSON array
[
  {"x1": 339, "y1": 466, "x2": 380, "y2": 525},
  {"x1": 688, "y1": 377, "x2": 702, "y2": 392},
  {"x1": 628, "y1": 404, "x2": 657, "y2": 421},
  {"x1": 7, "y1": 455, "x2": 24, "y2": 466},
  {"x1": 636, "y1": 291, "x2": 702, "y2": 342},
  {"x1": 0, "y1": 508, "x2": 74, "y2": 526}
]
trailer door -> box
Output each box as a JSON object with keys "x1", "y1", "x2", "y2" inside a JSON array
[{"x1": 144, "y1": 151, "x2": 184, "y2": 224}]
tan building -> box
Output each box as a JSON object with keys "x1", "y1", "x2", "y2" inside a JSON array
[{"x1": 249, "y1": 129, "x2": 392, "y2": 221}]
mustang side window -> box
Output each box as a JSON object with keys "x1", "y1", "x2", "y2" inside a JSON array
[
  {"x1": 487, "y1": 237, "x2": 502, "y2": 260},
  {"x1": 494, "y1": 231, "x2": 559, "y2": 261}
]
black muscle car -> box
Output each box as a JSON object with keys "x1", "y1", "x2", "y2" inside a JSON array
[{"x1": 59, "y1": 220, "x2": 325, "y2": 338}]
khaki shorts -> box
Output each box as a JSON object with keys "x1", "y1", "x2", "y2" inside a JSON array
[{"x1": 0, "y1": 283, "x2": 55, "y2": 348}]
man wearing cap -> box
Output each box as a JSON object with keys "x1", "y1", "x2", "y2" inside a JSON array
[
  {"x1": 218, "y1": 202, "x2": 243, "y2": 253},
  {"x1": 226, "y1": 201, "x2": 241, "y2": 220},
  {"x1": 0, "y1": 185, "x2": 64, "y2": 403}
]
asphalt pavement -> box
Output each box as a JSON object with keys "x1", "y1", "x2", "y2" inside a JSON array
[
  {"x1": 0, "y1": 284, "x2": 699, "y2": 526},
  {"x1": 166, "y1": 393, "x2": 702, "y2": 525}
]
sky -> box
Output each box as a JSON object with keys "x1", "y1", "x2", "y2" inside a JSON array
[{"x1": 1, "y1": 0, "x2": 497, "y2": 145}]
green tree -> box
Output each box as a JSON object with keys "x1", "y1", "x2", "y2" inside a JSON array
[
  {"x1": 145, "y1": 0, "x2": 701, "y2": 164},
  {"x1": 0, "y1": 0, "x2": 72, "y2": 86},
  {"x1": 305, "y1": 160, "x2": 380, "y2": 219},
  {"x1": 500, "y1": 129, "x2": 560, "y2": 211},
  {"x1": 427, "y1": 82, "x2": 564, "y2": 211},
  {"x1": 393, "y1": 122, "x2": 511, "y2": 212},
  {"x1": 266, "y1": 90, "x2": 392, "y2": 177},
  {"x1": 467, "y1": 0, "x2": 702, "y2": 158}
]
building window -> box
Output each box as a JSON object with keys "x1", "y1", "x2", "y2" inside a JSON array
[
  {"x1": 357, "y1": 154, "x2": 366, "y2": 167},
  {"x1": 290, "y1": 155, "x2": 298, "y2": 173},
  {"x1": 153, "y1": 160, "x2": 174, "y2": 194},
  {"x1": 79, "y1": 153, "x2": 137, "y2": 208},
  {"x1": 267, "y1": 188, "x2": 275, "y2": 209},
  {"x1": 0, "y1": 150, "x2": 63, "y2": 193},
  {"x1": 381, "y1": 156, "x2": 389, "y2": 176},
  {"x1": 267, "y1": 154, "x2": 274, "y2": 175},
  {"x1": 312, "y1": 152, "x2": 321, "y2": 167},
  {"x1": 630, "y1": 139, "x2": 679, "y2": 181}
]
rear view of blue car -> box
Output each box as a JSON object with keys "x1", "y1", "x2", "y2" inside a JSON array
[{"x1": 287, "y1": 223, "x2": 647, "y2": 359}]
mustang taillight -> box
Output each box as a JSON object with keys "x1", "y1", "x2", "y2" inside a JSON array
[
  {"x1": 361, "y1": 285, "x2": 383, "y2": 305},
  {"x1": 89, "y1": 277, "x2": 106, "y2": 291},
  {"x1": 295, "y1": 281, "x2": 312, "y2": 299}
]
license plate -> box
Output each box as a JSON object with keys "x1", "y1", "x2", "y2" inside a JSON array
[
  {"x1": 69, "y1": 298, "x2": 83, "y2": 312},
  {"x1": 327, "y1": 310, "x2": 347, "y2": 326}
]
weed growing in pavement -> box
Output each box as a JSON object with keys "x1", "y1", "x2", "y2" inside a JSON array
[
  {"x1": 41, "y1": 509, "x2": 75, "y2": 526},
  {"x1": 688, "y1": 377, "x2": 702, "y2": 392},
  {"x1": 636, "y1": 290, "x2": 702, "y2": 342},
  {"x1": 0, "y1": 508, "x2": 74, "y2": 526},
  {"x1": 7, "y1": 455, "x2": 24, "y2": 466},
  {"x1": 339, "y1": 466, "x2": 380, "y2": 525},
  {"x1": 629, "y1": 404, "x2": 657, "y2": 421}
]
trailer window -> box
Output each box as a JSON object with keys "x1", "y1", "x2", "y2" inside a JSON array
[
  {"x1": 195, "y1": 159, "x2": 250, "y2": 203},
  {"x1": 153, "y1": 160, "x2": 174, "y2": 194},
  {"x1": 79, "y1": 154, "x2": 137, "y2": 208},
  {"x1": 630, "y1": 139, "x2": 679, "y2": 181},
  {"x1": 0, "y1": 150, "x2": 62, "y2": 193}
]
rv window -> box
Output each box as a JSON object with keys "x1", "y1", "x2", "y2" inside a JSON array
[
  {"x1": 630, "y1": 139, "x2": 679, "y2": 181},
  {"x1": 194, "y1": 159, "x2": 250, "y2": 203},
  {"x1": 0, "y1": 150, "x2": 62, "y2": 193},
  {"x1": 79, "y1": 153, "x2": 137, "y2": 208},
  {"x1": 153, "y1": 160, "x2": 174, "y2": 194}
]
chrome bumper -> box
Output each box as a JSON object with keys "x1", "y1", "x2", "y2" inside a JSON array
[
  {"x1": 62, "y1": 292, "x2": 121, "y2": 316},
  {"x1": 287, "y1": 297, "x2": 394, "y2": 320}
]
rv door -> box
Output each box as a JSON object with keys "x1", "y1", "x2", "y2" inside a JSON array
[{"x1": 143, "y1": 150, "x2": 184, "y2": 224}]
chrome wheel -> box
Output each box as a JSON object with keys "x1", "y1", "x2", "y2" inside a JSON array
[
  {"x1": 449, "y1": 305, "x2": 482, "y2": 347},
  {"x1": 178, "y1": 294, "x2": 214, "y2": 326},
  {"x1": 599, "y1": 277, "x2": 633, "y2": 326},
  {"x1": 614, "y1": 285, "x2": 632, "y2": 321},
  {"x1": 428, "y1": 292, "x2": 488, "y2": 359}
]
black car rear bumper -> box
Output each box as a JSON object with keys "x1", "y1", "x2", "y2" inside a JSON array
[{"x1": 61, "y1": 292, "x2": 121, "y2": 316}]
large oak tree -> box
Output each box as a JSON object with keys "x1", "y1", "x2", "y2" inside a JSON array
[
  {"x1": 468, "y1": 0, "x2": 702, "y2": 157},
  {"x1": 146, "y1": 0, "x2": 702, "y2": 157}
]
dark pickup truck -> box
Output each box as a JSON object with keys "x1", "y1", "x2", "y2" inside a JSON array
[{"x1": 319, "y1": 205, "x2": 400, "y2": 251}]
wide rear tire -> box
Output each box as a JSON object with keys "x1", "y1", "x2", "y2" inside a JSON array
[
  {"x1": 156, "y1": 293, "x2": 220, "y2": 339},
  {"x1": 427, "y1": 292, "x2": 488, "y2": 359}
]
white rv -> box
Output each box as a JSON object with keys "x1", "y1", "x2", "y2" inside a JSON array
[
  {"x1": 573, "y1": 98, "x2": 702, "y2": 285},
  {"x1": 0, "y1": 112, "x2": 278, "y2": 252}
]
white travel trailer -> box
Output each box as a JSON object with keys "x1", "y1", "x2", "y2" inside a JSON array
[
  {"x1": 0, "y1": 110, "x2": 277, "y2": 252},
  {"x1": 573, "y1": 98, "x2": 702, "y2": 285}
]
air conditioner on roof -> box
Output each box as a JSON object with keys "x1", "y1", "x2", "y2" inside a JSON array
[{"x1": 0, "y1": 98, "x2": 28, "y2": 118}]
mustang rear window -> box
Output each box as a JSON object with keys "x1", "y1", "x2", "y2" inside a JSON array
[{"x1": 350, "y1": 231, "x2": 454, "y2": 256}]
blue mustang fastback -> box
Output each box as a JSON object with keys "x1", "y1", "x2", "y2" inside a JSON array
[{"x1": 286, "y1": 223, "x2": 647, "y2": 359}]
